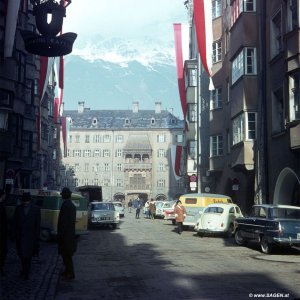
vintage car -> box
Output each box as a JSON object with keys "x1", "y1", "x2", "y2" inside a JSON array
[
  {"x1": 88, "y1": 201, "x2": 120, "y2": 229},
  {"x1": 154, "y1": 201, "x2": 169, "y2": 218},
  {"x1": 163, "y1": 201, "x2": 177, "y2": 224},
  {"x1": 112, "y1": 201, "x2": 125, "y2": 217},
  {"x1": 194, "y1": 203, "x2": 243, "y2": 237},
  {"x1": 234, "y1": 204, "x2": 300, "y2": 254}
]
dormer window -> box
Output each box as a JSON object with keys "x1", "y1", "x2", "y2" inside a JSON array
[
  {"x1": 125, "y1": 118, "x2": 130, "y2": 125},
  {"x1": 92, "y1": 117, "x2": 98, "y2": 125},
  {"x1": 151, "y1": 118, "x2": 155, "y2": 125}
]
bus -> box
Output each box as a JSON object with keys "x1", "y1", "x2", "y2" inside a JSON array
[{"x1": 6, "y1": 189, "x2": 88, "y2": 241}]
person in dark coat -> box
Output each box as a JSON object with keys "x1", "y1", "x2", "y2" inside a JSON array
[
  {"x1": 0, "y1": 190, "x2": 7, "y2": 276},
  {"x1": 57, "y1": 187, "x2": 76, "y2": 280},
  {"x1": 14, "y1": 192, "x2": 41, "y2": 280}
]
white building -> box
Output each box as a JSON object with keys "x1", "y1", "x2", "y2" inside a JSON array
[{"x1": 60, "y1": 102, "x2": 186, "y2": 203}]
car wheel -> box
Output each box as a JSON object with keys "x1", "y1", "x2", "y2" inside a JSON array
[
  {"x1": 226, "y1": 224, "x2": 235, "y2": 238},
  {"x1": 260, "y1": 235, "x2": 272, "y2": 254},
  {"x1": 234, "y1": 229, "x2": 246, "y2": 246}
]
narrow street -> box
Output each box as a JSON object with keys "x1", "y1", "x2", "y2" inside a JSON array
[{"x1": 54, "y1": 211, "x2": 300, "y2": 300}]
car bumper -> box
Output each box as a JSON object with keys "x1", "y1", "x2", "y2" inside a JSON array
[{"x1": 273, "y1": 237, "x2": 300, "y2": 245}]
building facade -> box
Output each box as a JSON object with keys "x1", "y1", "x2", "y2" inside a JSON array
[
  {"x1": 60, "y1": 101, "x2": 186, "y2": 203},
  {"x1": 181, "y1": 0, "x2": 300, "y2": 213}
]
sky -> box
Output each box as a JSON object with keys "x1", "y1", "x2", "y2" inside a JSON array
[{"x1": 63, "y1": 0, "x2": 188, "y2": 44}]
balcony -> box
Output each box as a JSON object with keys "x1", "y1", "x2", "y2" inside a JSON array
[
  {"x1": 124, "y1": 163, "x2": 152, "y2": 171},
  {"x1": 230, "y1": 141, "x2": 254, "y2": 171}
]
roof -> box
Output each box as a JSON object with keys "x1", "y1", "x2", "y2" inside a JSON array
[
  {"x1": 63, "y1": 109, "x2": 184, "y2": 130},
  {"x1": 124, "y1": 135, "x2": 151, "y2": 150}
]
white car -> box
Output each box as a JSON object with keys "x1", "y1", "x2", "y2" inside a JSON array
[
  {"x1": 112, "y1": 201, "x2": 125, "y2": 217},
  {"x1": 194, "y1": 203, "x2": 243, "y2": 237},
  {"x1": 88, "y1": 201, "x2": 120, "y2": 229}
]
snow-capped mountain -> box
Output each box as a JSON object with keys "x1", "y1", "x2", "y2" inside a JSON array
[{"x1": 63, "y1": 37, "x2": 183, "y2": 118}]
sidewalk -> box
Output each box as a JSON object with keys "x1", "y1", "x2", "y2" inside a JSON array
[{"x1": 0, "y1": 240, "x2": 62, "y2": 300}]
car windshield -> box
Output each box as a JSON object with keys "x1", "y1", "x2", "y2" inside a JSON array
[
  {"x1": 91, "y1": 203, "x2": 112, "y2": 211},
  {"x1": 270, "y1": 207, "x2": 300, "y2": 219},
  {"x1": 205, "y1": 207, "x2": 224, "y2": 214}
]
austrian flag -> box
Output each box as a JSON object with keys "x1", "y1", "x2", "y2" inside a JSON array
[{"x1": 193, "y1": 0, "x2": 213, "y2": 77}]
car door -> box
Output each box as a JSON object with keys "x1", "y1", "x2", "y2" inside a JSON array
[{"x1": 239, "y1": 206, "x2": 259, "y2": 239}]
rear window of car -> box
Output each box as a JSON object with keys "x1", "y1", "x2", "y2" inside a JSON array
[
  {"x1": 206, "y1": 207, "x2": 224, "y2": 214},
  {"x1": 113, "y1": 203, "x2": 123, "y2": 207},
  {"x1": 91, "y1": 203, "x2": 113, "y2": 211}
]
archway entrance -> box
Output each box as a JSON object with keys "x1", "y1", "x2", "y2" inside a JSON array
[{"x1": 273, "y1": 168, "x2": 300, "y2": 205}]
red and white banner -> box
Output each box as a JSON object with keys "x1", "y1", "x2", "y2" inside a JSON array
[
  {"x1": 4, "y1": 0, "x2": 21, "y2": 57},
  {"x1": 171, "y1": 145, "x2": 183, "y2": 181},
  {"x1": 193, "y1": 0, "x2": 213, "y2": 77},
  {"x1": 39, "y1": 56, "x2": 55, "y2": 101},
  {"x1": 173, "y1": 23, "x2": 189, "y2": 121}
]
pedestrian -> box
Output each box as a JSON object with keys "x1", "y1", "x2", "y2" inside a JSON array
[
  {"x1": 0, "y1": 190, "x2": 7, "y2": 276},
  {"x1": 128, "y1": 199, "x2": 133, "y2": 213},
  {"x1": 135, "y1": 197, "x2": 141, "y2": 219},
  {"x1": 14, "y1": 192, "x2": 41, "y2": 280},
  {"x1": 174, "y1": 200, "x2": 186, "y2": 234},
  {"x1": 144, "y1": 200, "x2": 150, "y2": 218},
  {"x1": 57, "y1": 187, "x2": 76, "y2": 280},
  {"x1": 149, "y1": 198, "x2": 156, "y2": 220}
]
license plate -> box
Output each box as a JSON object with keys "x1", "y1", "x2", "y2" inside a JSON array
[{"x1": 297, "y1": 233, "x2": 300, "y2": 240}]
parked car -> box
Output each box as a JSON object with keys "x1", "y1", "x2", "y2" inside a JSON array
[
  {"x1": 194, "y1": 203, "x2": 243, "y2": 237},
  {"x1": 88, "y1": 201, "x2": 120, "y2": 229},
  {"x1": 234, "y1": 204, "x2": 300, "y2": 254},
  {"x1": 163, "y1": 201, "x2": 177, "y2": 224},
  {"x1": 112, "y1": 201, "x2": 125, "y2": 217}
]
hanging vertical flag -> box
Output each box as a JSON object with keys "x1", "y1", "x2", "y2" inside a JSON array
[
  {"x1": 61, "y1": 116, "x2": 68, "y2": 157},
  {"x1": 53, "y1": 97, "x2": 60, "y2": 123},
  {"x1": 39, "y1": 56, "x2": 55, "y2": 101},
  {"x1": 193, "y1": 0, "x2": 213, "y2": 78},
  {"x1": 4, "y1": 0, "x2": 21, "y2": 57},
  {"x1": 173, "y1": 23, "x2": 189, "y2": 121},
  {"x1": 171, "y1": 145, "x2": 183, "y2": 181}
]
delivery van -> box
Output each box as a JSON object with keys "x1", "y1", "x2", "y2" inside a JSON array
[
  {"x1": 179, "y1": 193, "x2": 233, "y2": 228},
  {"x1": 6, "y1": 189, "x2": 88, "y2": 241}
]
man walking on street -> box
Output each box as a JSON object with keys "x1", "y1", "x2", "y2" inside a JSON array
[
  {"x1": 174, "y1": 200, "x2": 186, "y2": 235},
  {"x1": 15, "y1": 192, "x2": 41, "y2": 280},
  {"x1": 57, "y1": 187, "x2": 76, "y2": 280}
]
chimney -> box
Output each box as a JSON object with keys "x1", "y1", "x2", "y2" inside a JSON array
[
  {"x1": 78, "y1": 101, "x2": 85, "y2": 113},
  {"x1": 132, "y1": 101, "x2": 139, "y2": 113},
  {"x1": 155, "y1": 102, "x2": 162, "y2": 114}
]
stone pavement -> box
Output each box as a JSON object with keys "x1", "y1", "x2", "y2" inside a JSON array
[{"x1": 0, "y1": 240, "x2": 62, "y2": 300}]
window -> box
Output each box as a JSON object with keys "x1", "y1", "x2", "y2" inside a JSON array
[
  {"x1": 212, "y1": 40, "x2": 222, "y2": 63},
  {"x1": 84, "y1": 178, "x2": 89, "y2": 186},
  {"x1": 94, "y1": 179, "x2": 99, "y2": 186},
  {"x1": 176, "y1": 134, "x2": 184, "y2": 143},
  {"x1": 116, "y1": 179, "x2": 122, "y2": 187},
  {"x1": 92, "y1": 118, "x2": 97, "y2": 125},
  {"x1": 75, "y1": 163, "x2": 80, "y2": 172},
  {"x1": 151, "y1": 118, "x2": 156, "y2": 125},
  {"x1": 188, "y1": 140, "x2": 196, "y2": 159},
  {"x1": 212, "y1": 0, "x2": 222, "y2": 19},
  {"x1": 232, "y1": 112, "x2": 256, "y2": 145},
  {"x1": 94, "y1": 149, "x2": 100, "y2": 157},
  {"x1": 187, "y1": 103, "x2": 197, "y2": 122},
  {"x1": 85, "y1": 135, "x2": 90, "y2": 143},
  {"x1": 271, "y1": 11, "x2": 282, "y2": 58},
  {"x1": 74, "y1": 149, "x2": 81, "y2": 157},
  {"x1": 94, "y1": 135, "x2": 101, "y2": 143},
  {"x1": 288, "y1": 72, "x2": 300, "y2": 121},
  {"x1": 116, "y1": 149, "x2": 122, "y2": 157},
  {"x1": 94, "y1": 163, "x2": 100, "y2": 172},
  {"x1": 75, "y1": 135, "x2": 80, "y2": 143},
  {"x1": 231, "y1": 0, "x2": 256, "y2": 25},
  {"x1": 103, "y1": 135, "x2": 111, "y2": 143},
  {"x1": 84, "y1": 163, "x2": 89, "y2": 172},
  {"x1": 117, "y1": 163, "x2": 122, "y2": 171},
  {"x1": 210, "y1": 135, "x2": 223, "y2": 157},
  {"x1": 157, "y1": 134, "x2": 166, "y2": 143},
  {"x1": 158, "y1": 163, "x2": 165, "y2": 172},
  {"x1": 158, "y1": 149, "x2": 166, "y2": 157},
  {"x1": 84, "y1": 149, "x2": 91, "y2": 157},
  {"x1": 232, "y1": 48, "x2": 257, "y2": 84},
  {"x1": 157, "y1": 179, "x2": 165, "y2": 187},
  {"x1": 75, "y1": 178, "x2": 79, "y2": 187},
  {"x1": 69, "y1": 135, "x2": 72, "y2": 143},
  {"x1": 115, "y1": 135, "x2": 124, "y2": 143},
  {"x1": 103, "y1": 149, "x2": 110, "y2": 157},
  {"x1": 185, "y1": 68, "x2": 197, "y2": 87},
  {"x1": 210, "y1": 87, "x2": 222, "y2": 109},
  {"x1": 104, "y1": 163, "x2": 109, "y2": 171},
  {"x1": 287, "y1": 0, "x2": 299, "y2": 31},
  {"x1": 272, "y1": 88, "x2": 285, "y2": 134}
]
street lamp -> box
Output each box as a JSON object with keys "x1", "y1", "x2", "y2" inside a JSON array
[{"x1": 22, "y1": 0, "x2": 77, "y2": 57}]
